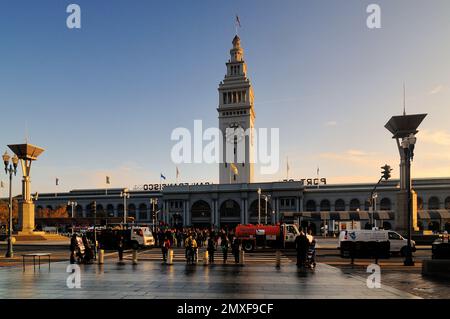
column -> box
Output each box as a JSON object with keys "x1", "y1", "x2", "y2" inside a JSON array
[
  {"x1": 215, "y1": 200, "x2": 220, "y2": 228},
  {"x1": 211, "y1": 200, "x2": 215, "y2": 226},
  {"x1": 241, "y1": 199, "x2": 245, "y2": 224},
  {"x1": 183, "y1": 201, "x2": 187, "y2": 227}
]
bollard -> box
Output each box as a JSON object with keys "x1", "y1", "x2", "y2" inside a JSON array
[
  {"x1": 98, "y1": 249, "x2": 104, "y2": 265},
  {"x1": 167, "y1": 249, "x2": 173, "y2": 265},
  {"x1": 203, "y1": 250, "x2": 209, "y2": 266},
  {"x1": 239, "y1": 250, "x2": 245, "y2": 266},
  {"x1": 275, "y1": 250, "x2": 281, "y2": 268},
  {"x1": 132, "y1": 249, "x2": 138, "y2": 265}
]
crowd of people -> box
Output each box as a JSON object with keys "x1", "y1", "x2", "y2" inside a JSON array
[{"x1": 155, "y1": 227, "x2": 242, "y2": 265}]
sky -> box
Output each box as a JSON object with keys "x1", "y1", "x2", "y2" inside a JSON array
[{"x1": 0, "y1": 0, "x2": 449, "y2": 195}]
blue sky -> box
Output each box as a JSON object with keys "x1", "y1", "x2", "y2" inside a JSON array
[{"x1": 0, "y1": 0, "x2": 450, "y2": 195}]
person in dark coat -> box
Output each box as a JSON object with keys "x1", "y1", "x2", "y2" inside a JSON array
[
  {"x1": 221, "y1": 235, "x2": 229, "y2": 264},
  {"x1": 207, "y1": 236, "x2": 216, "y2": 263},
  {"x1": 231, "y1": 236, "x2": 241, "y2": 263},
  {"x1": 82, "y1": 235, "x2": 94, "y2": 264},
  {"x1": 117, "y1": 235, "x2": 125, "y2": 263},
  {"x1": 295, "y1": 230, "x2": 309, "y2": 267},
  {"x1": 70, "y1": 234, "x2": 78, "y2": 264}
]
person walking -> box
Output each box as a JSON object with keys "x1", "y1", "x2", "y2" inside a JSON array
[
  {"x1": 295, "y1": 230, "x2": 309, "y2": 268},
  {"x1": 221, "y1": 235, "x2": 229, "y2": 264},
  {"x1": 70, "y1": 233, "x2": 77, "y2": 264},
  {"x1": 207, "y1": 235, "x2": 216, "y2": 264},
  {"x1": 117, "y1": 235, "x2": 125, "y2": 264},
  {"x1": 162, "y1": 236, "x2": 171, "y2": 264},
  {"x1": 231, "y1": 235, "x2": 241, "y2": 263}
]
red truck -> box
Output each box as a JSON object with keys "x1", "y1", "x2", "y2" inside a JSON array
[{"x1": 235, "y1": 223, "x2": 300, "y2": 251}]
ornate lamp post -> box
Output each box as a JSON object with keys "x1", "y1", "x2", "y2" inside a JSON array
[
  {"x1": 150, "y1": 198, "x2": 158, "y2": 232},
  {"x1": 257, "y1": 188, "x2": 261, "y2": 225},
  {"x1": 68, "y1": 201, "x2": 77, "y2": 234},
  {"x1": 262, "y1": 194, "x2": 271, "y2": 225},
  {"x1": 120, "y1": 188, "x2": 130, "y2": 225},
  {"x1": 2, "y1": 151, "x2": 19, "y2": 257},
  {"x1": 385, "y1": 113, "x2": 427, "y2": 266}
]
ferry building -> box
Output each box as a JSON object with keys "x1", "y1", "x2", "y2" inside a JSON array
[{"x1": 34, "y1": 36, "x2": 450, "y2": 234}]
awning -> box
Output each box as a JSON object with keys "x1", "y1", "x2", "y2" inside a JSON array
[
  {"x1": 418, "y1": 211, "x2": 430, "y2": 219},
  {"x1": 426, "y1": 210, "x2": 450, "y2": 220},
  {"x1": 375, "y1": 211, "x2": 390, "y2": 220},
  {"x1": 320, "y1": 212, "x2": 330, "y2": 220}
]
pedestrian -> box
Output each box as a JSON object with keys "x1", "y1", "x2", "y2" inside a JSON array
[
  {"x1": 162, "y1": 236, "x2": 171, "y2": 263},
  {"x1": 117, "y1": 235, "x2": 125, "y2": 264},
  {"x1": 295, "y1": 230, "x2": 309, "y2": 267},
  {"x1": 207, "y1": 236, "x2": 216, "y2": 264},
  {"x1": 221, "y1": 235, "x2": 229, "y2": 264},
  {"x1": 70, "y1": 233, "x2": 77, "y2": 264},
  {"x1": 231, "y1": 235, "x2": 241, "y2": 263}
]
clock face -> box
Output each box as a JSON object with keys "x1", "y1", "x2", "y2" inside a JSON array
[{"x1": 225, "y1": 123, "x2": 245, "y2": 144}]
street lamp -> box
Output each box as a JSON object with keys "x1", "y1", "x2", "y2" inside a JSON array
[
  {"x1": 120, "y1": 188, "x2": 130, "y2": 225},
  {"x1": 262, "y1": 195, "x2": 271, "y2": 225},
  {"x1": 150, "y1": 198, "x2": 158, "y2": 232},
  {"x1": 68, "y1": 200, "x2": 77, "y2": 235},
  {"x1": 257, "y1": 188, "x2": 261, "y2": 225},
  {"x1": 400, "y1": 133, "x2": 417, "y2": 266},
  {"x1": 371, "y1": 193, "x2": 378, "y2": 228},
  {"x1": 2, "y1": 151, "x2": 18, "y2": 258},
  {"x1": 385, "y1": 113, "x2": 427, "y2": 267}
]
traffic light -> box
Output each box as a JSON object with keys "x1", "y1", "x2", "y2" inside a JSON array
[{"x1": 381, "y1": 164, "x2": 392, "y2": 180}]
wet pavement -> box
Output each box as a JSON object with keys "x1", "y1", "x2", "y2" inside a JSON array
[{"x1": 0, "y1": 260, "x2": 418, "y2": 299}]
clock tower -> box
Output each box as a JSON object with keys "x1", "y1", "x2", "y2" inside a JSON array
[{"x1": 218, "y1": 35, "x2": 255, "y2": 184}]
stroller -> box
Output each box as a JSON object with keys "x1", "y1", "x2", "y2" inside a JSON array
[{"x1": 305, "y1": 239, "x2": 316, "y2": 269}]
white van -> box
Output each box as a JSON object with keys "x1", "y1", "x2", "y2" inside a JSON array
[{"x1": 338, "y1": 229, "x2": 416, "y2": 256}]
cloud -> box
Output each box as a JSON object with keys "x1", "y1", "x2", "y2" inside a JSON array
[
  {"x1": 324, "y1": 121, "x2": 337, "y2": 127},
  {"x1": 420, "y1": 129, "x2": 450, "y2": 146},
  {"x1": 429, "y1": 85, "x2": 444, "y2": 95}
]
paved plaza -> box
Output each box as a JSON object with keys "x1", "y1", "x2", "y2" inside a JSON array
[{"x1": 0, "y1": 259, "x2": 419, "y2": 299}]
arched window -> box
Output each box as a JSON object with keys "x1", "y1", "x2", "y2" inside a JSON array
[
  {"x1": 191, "y1": 200, "x2": 212, "y2": 219},
  {"x1": 117, "y1": 204, "x2": 124, "y2": 218},
  {"x1": 128, "y1": 204, "x2": 136, "y2": 218},
  {"x1": 249, "y1": 199, "x2": 272, "y2": 218},
  {"x1": 335, "y1": 199, "x2": 345, "y2": 211},
  {"x1": 72, "y1": 205, "x2": 81, "y2": 219},
  {"x1": 445, "y1": 197, "x2": 450, "y2": 210},
  {"x1": 107, "y1": 204, "x2": 114, "y2": 217},
  {"x1": 220, "y1": 200, "x2": 241, "y2": 218},
  {"x1": 364, "y1": 200, "x2": 371, "y2": 211},
  {"x1": 349, "y1": 199, "x2": 360, "y2": 211},
  {"x1": 138, "y1": 204, "x2": 147, "y2": 220},
  {"x1": 305, "y1": 200, "x2": 316, "y2": 212},
  {"x1": 428, "y1": 197, "x2": 440, "y2": 210},
  {"x1": 380, "y1": 198, "x2": 391, "y2": 211},
  {"x1": 320, "y1": 199, "x2": 331, "y2": 211},
  {"x1": 96, "y1": 204, "x2": 105, "y2": 217}
]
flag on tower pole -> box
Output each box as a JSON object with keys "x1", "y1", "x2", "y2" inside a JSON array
[
  {"x1": 0, "y1": 181, "x2": 4, "y2": 188},
  {"x1": 317, "y1": 166, "x2": 320, "y2": 189},
  {"x1": 55, "y1": 177, "x2": 59, "y2": 197},
  {"x1": 176, "y1": 166, "x2": 180, "y2": 184},
  {"x1": 286, "y1": 156, "x2": 290, "y2": 180},
  {"x1": 106, "y1": 176, "x2": 110, "y2": 195},
  {"x1": 231, "y1": 163, "x2": 239, "y2": 176},
  {"x1": 235, "y1": 15, "x2": 241, "y2": 35}
]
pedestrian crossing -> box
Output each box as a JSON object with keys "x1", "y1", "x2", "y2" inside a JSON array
[{"x1": 125, "y1": 248, "x2": 297, "y2": 264}]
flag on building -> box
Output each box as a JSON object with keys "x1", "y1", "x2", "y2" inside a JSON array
[
  {"x1": 286, "y1": 156, "x2": 290, "y2": 179},
  {"x1": 230, "y1": 163, "x2": 239, "y2": 176},
  {"x1": 235, "y1": 15, "x2": 241, "y2": 28},
  {"x1": 0, "y1": 181, "x2": 4, "y2": 188},
  {"x1": 160, "y1": 173, "x2": 166, "y2": 180},
  {"x1": 176, "y1": 167, "x2": 180, "y2": 179},
  {"x1": 106, "y1": 176, "x2": 110, "y2": 184},
  {"x1": 56, "y1": 178, "x2": 59, "y2": 186}
]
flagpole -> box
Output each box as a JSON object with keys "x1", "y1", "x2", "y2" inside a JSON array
[{"x1": 317, "y1": 167, "x2": 320, "y2": 189}]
